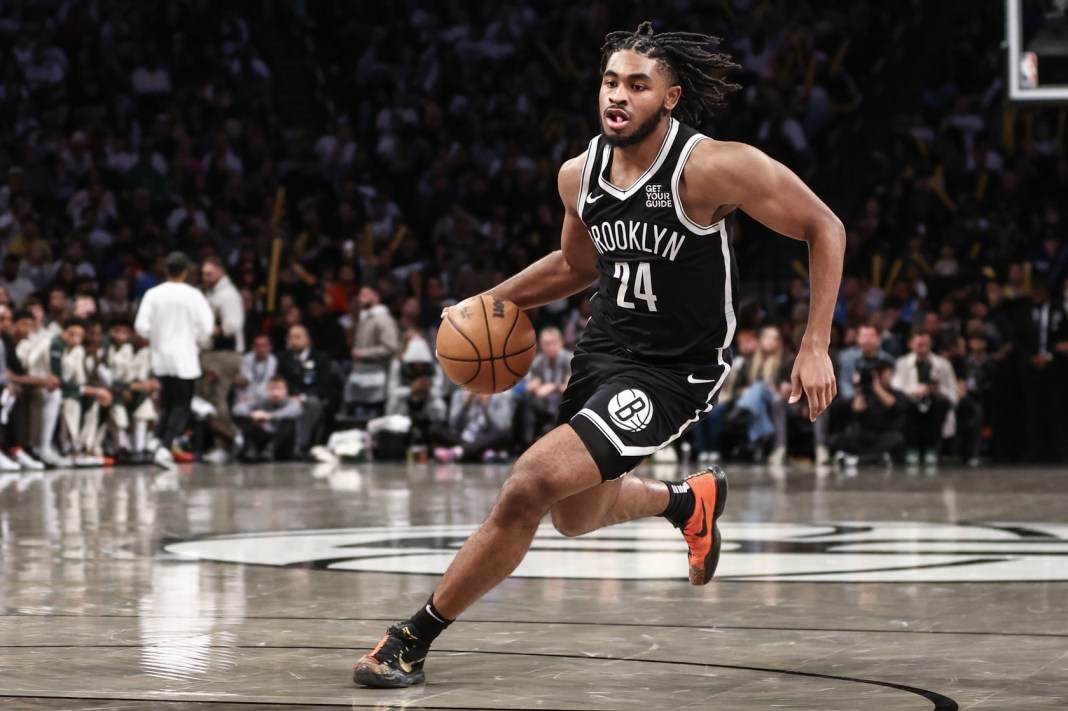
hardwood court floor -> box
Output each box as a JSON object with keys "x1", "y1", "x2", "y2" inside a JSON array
[{"x1": 1, "y1": 459, "x2": 1066, "y2": 710}]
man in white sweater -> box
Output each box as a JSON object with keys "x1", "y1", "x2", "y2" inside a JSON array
[
  {"x1": 134, "y1": 252, "x2": 214, "y2": 468},
  {"x1": 891, "y1": 327, "x2": 958, "y2": 467}
]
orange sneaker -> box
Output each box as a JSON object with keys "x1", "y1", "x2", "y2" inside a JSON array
[
  {"x1": 352, "y1": 623, "x2": 429, "y2": 688},
  {"x1": 170, "y1": 445, "x2": 195, "y2": 464},
  {"x1": 679, "y1": 466, "x2": 729, "y2": 586}
]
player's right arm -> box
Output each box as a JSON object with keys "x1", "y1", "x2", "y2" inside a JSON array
[{"x1": 482, "y1": 154, "x2": 599, "y2": 310}]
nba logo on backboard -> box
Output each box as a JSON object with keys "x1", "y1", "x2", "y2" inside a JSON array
[
  {"x1": 1021, "y1": 51, "x2": 1038, "y2": 89},
  {"x1": 608, "y1": 389, "x2": 653, "y2": 432}
]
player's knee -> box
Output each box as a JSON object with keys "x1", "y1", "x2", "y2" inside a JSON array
[
  {"x1": 492, "y1": 476, "x2": 552, "y2": 525},
  {"x1": 491, "y1": 459, "x2": 557, "y2": 523},
  {"x1": 550, "y1": 509, "x2": 588, "y2": 538}
]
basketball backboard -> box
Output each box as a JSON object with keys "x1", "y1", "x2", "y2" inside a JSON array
[{"x1": 1007, "y1": 0, "x2": 1068, "y2": 101}]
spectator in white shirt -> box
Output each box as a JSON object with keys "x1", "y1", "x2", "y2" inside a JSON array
[
  {"x1": 134, "y1": 252, "x2": 214, "y2": 468},
  {"x1": 891, "y1": 328, "x2": 959, "y2": 467}
]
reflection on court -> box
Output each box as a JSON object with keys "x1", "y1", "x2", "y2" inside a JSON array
[{"x1": 1, "y1": 461, "x2": 1066, "y2": 709}]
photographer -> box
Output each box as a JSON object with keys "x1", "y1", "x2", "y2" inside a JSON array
[
  {"x1": 383, "y1": 332, "x2": 446, "y2": 453},
  {"x1": 828, "y1": 358, "x2": 905, "y2": 464},
  {"x1": 826, "y1": 322, "x2": 895, "y2": 456},
  {"x1": 836, "y1": 324, "x2": 894, "y2": 401},
  {"x1": 892, "y1": 327, "x2": 959, "y2": 466}
]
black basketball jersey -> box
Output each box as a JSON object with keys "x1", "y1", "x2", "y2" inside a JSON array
[{"x1": 576, "y1": 118, "x2": 739, "y2": 365}]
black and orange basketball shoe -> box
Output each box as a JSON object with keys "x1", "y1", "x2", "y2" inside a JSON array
[
  {"x1": 678, "y1": 466, "x2": 729, "y2": 585},
  {"x1": 352, "y1": 623, "x2": 430, "y2": 688}
]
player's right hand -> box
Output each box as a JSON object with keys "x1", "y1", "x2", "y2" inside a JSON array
[{"x1": 789, "y1": 346, "x2": 837, "y2": 421}]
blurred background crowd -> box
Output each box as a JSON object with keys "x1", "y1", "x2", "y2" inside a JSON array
[{"x1": 0, "y1": 0, "x2": 1064, "y2": 471}]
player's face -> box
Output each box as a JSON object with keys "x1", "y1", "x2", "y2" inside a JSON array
[{"x1": 600, "y1": 50, "x2": 680, "y2": 149}]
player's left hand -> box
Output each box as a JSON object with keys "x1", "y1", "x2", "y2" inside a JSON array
[{"x1": 789, "y1": 346, "x2": 837, "y2": 421}]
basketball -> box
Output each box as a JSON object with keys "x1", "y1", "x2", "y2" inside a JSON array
[{"x1": 436, "y1": 294, "x2": 536, "y2": 394}]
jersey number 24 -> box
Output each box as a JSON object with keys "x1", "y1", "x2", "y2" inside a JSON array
[{"x1": 613, "y1": 261, "x2": 658, "y2": 312}]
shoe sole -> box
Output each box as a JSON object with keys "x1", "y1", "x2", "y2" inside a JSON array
[
  {"x1": 352, "y1": 664, "x2": 426, "y2": 688},
  {"x1": 686, "y1": 466, "x2": 729, "y2": 586}
]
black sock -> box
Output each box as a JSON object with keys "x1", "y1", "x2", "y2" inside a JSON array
[
  {"x1": 658, "y1": 480, "x2": 696, "y2": 527},
  {"x1": 409, "y1": 594, "x2": 453, "y2": 644}
]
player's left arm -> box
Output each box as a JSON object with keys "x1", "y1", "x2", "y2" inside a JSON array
[{"x1": 686, "y1": 141, "x2": 845, "y2": 420}]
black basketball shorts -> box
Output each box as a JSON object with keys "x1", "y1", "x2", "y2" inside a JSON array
[{"x1": 557, "y1": 342, "x2": 730, "y2": 481}]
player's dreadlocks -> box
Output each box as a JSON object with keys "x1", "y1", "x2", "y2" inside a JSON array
[{"x1": 601, "y1": 22, "x2": 740, "y2": 126}]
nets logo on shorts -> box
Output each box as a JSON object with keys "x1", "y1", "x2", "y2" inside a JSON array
[{"x1": 608, "y1": 389, "x2": 653, "y2": 432}]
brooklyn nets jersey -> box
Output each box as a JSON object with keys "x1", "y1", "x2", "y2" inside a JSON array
[{"x1": 576, "y1": 118, "x2": 739, "y2": 365}]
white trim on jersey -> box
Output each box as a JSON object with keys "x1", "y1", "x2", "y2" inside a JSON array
[
  {"x1": 670, "y1": 134, "x2": 721, "y2": 235},
  {"x1": 576, "y1": 136, "x2": 600, "y2": 223},
  {"x1": 669, "y1": 133, "x2": 738, "y2": 349},
  {"x1": 718, "y1": 225, "x2": 737, "y2": 349},
  {"x1": 574, "y1": 354, "x2": 732, "y2": 457},
  {"x1": 597, "y1": 118, "x2": 680, "y2": 201}
]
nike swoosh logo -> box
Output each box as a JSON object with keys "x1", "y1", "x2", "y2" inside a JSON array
[
  {"x1": 398, "y1": 653, "x2": 425, "y2": 674},
  {"x1": 687, "y1": 374, "x2": 718, "y2": 384},
  {"x1": 586, "y1": 193, "x2": 604, "y2": 204},
  {"x1": 695, "y1": 502, "x2": 707, "y2": 538}
]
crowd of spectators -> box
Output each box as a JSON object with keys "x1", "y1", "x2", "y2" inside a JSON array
[
  {"x1": 692, "y1": 3, "x2": 1068, "y2": 469},
  {"x1": 0, "y1": 1, "x2": 1063, "y2": 471}
]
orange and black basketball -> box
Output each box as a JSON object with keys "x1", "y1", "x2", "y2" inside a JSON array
[{"x1": 436, "y1": 294, "x2": 536, "y2": 394}]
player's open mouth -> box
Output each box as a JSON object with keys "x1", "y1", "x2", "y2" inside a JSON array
[{"x1": 605, "y1": 107, "x2": 630, "y2": 130}]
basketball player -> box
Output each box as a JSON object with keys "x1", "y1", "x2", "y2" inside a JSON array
[{"x1": 353, "y1": 24, "x2": 843, "y2": 688}]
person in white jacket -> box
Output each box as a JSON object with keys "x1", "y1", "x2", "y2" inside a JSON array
[
  {"x1": 134, "y1": 252, "x2": 214, "y2": 468},
  {"x1": 891, "y1": 327, "x2": 958, "y2": 466}
]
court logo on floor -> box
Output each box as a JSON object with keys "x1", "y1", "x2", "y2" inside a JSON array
[{"x1": 164, "y1": 521, "x2": 1068, "y2": 583}]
